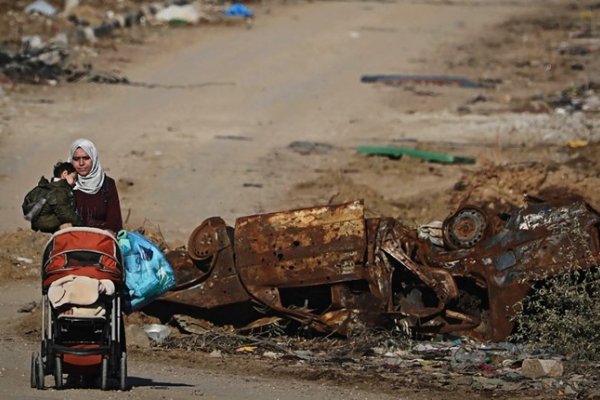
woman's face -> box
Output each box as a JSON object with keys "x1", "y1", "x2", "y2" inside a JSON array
[{"x1": 71, "y1": 147, "x2": 93, "y2": 177}]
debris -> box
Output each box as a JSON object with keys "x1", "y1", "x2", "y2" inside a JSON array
[
  {"x1": 209, "y1": 350, "x2": 222, "y2": 358},
  {"x1": 215, "y1": 135, "x2": 253, "y2": 141},
  {"x1": 559, "y1": 45, "x2": 592, "y2": 56},
  {"x1": 566, "y1": 139, "x2": 589, "y2": 149},
  {"x1": 155, "y1": 4, "x2": 201, "y2": 25},
  {"x1": 172, "y1": 314, "x2": 214, "y2": 335},
  {"x1": 155, "y1": 195, "x2": 600, "y2": 343},
  {"x1": 289, "y1": 141, "x2": 335, "y2": 155},
  {"x1": 16, "y1": 256, "x2": 33, "y2": 264},
  {"x1": 125, "y1": 324, "x2": 152, "y2": 348},
  {"x1": 360, "y1": 74, "x2": 496, "y2": 89},
  {"x1": 521, "y1": 359, "x2": 564, "y2": 379},
  {"x1": 540, "y1": 81, "x2": 600, "y2": 114},
  {"x1": 24, "y1": 0, "x2": 57, "y2": 16},
  {"x1": 143, "y1": 324, "x2": 172, "y2": 343},
  {"x1": 63, "y1": 0, "x2": 79, "y2": 14},
  {"x1": 224, "y1": 3, "x2": 254, "y2": 19},
  {"x1": 450, "y1": 348, "x2": 488, "y2": 371},
  {"x1": 582, "y1": 95, "x2": 600, "y2": 112},
  {"x1": 236, "y1": 346, "x2": 257, "y2": 353},
  {"x1": 417, "y1": 221, "x2": 444, "y2": 247},
  {"x1": 357, "y1": 145, "x2": 476, "y2": 164},
  {"x1": 18, "y1": 301, "x2": 37, "y2": 313},
  {"x1": 262, "y1": 351, "x2": 281, "y2": 359},
  {"x1": 0, "y1": 43, "x2": 69, "y2": 84},
  {"x1": 242, "y1": 183, "x2": 263, "y2": 188}
]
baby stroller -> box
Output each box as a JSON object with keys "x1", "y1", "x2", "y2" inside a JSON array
[{"x1": 30, "y1": 227, "x2": 128, "y2": 390}]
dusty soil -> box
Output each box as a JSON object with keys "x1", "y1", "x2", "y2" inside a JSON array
[{"x1": 1, "y1": 0, "x2": 600, "y2": 398}]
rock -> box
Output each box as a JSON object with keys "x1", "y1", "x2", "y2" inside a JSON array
[
  {"x1": 582, "y1": 96, "x2": 600, "y2": 112},
  {"x1": 262, "y1": 351, "x2": 280, "y2": 359},
  {"x1": 209, "y1": 350, "x2": 222, "y2": 358},
  {"x1": 64, "y1": 0, "x2": 79, "y2": 14},
  {"x1": 21, "y1": 35, "x2": 44, "y2": 51},
  {"x1": 125, "y1": 324, "x2": 151, "y2": 348},
  {"x1": 450, "y1": 348, "x2": 488, "y2": 370},
  {"x1": 521, "y1": 358, "x2": 563, "y2": 378}
]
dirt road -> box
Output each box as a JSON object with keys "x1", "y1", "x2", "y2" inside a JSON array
[
  {"x1": 1, "y1": 0, "x2": 574, "y2": 398},
  {"x1": 0, "y1": 0, "x2": 533, "y2": 241}
]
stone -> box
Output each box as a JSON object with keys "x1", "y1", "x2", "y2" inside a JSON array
[
  {"x1": 521, "y1": 358, "x2": 563, "y2": 379},
  {"x1": 125, "y1": 324, "x2": 151, "y2": 348}
]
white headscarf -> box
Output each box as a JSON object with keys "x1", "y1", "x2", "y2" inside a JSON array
[{"x1": 68, "y1": 138, "x2": 105, "y2": 194}]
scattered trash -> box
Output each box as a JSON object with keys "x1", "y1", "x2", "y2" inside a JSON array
[
  {"x1": 242, "y1": 183, "x2": 263, "y2": 188},
  {"x1": 450, "y1": 348, "x2": 488, "y2": 371},
  {"x1": 16, "y1": 256, "x2": 34, "y2": 264},
  {"x1": 360, "y1": 74, "x2": 498, "y2": 89},
  {"x1": 566, "y1": 139, "x2": 589, "y2": 149},
  {"x1": 538, "y1": 81, "x2": 600, "y2": 114},
  {"x1": 224, "y1": 3, "x2": 254, "y2": 19},
  {"x1": 156, "y1": 4, "x2": 201, "y2": 25},
  {"x1": 215, "y1": 135, "x2": 253, "y2": 141},
  {"x1": 24, "y1": 0, "x2": 57, "y2": 16},
  {"x1": 288, "y1": 141, "x2": 335, "y2": 155},
  {"x1": 357, "y1": 145, "x2": 476, "y2": 164},
  {"x1": 236, "y1": 346, "x2": 257, "y2": 353},
  {"x1": 143, "y1": 324, "x2": 172, "y2": 343}
]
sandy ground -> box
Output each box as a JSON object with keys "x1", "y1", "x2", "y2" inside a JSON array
[
  {"x1": 1, "y1": 0, "x2": 600, "y2": 398},
  {"x1": 1, "y1": 0, "x2": 540, "y2": 241}
]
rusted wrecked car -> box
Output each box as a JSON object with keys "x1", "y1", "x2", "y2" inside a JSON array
[{"x1": 157, "y1": 196, "x2": 600, "y2": 341}]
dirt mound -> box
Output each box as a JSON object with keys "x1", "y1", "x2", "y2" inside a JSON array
[
  {"x1": 0, "y1": 229, "x2": 48, "y2": 281},
  {"x1": 452, "y1": 143, "x2": 600, "y2": 210}
]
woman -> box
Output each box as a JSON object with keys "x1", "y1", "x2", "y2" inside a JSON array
[{"x1": 68, "y1": 138, "x2": 123, "y2": 235}]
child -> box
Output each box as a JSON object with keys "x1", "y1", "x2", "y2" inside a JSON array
[{"x1": 24, "y1": 161, "x2": 84, "y2": 233}]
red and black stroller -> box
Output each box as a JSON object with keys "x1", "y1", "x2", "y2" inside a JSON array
[{"x1": 30, "y1": 227, "x2": 128, "y2": 390}]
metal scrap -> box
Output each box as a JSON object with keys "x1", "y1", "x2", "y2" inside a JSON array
[
  {"x1": 158, "y1": 195, "x2": 600, "y2": 342},
  {"x1": 360, "y1": 74, "x2": 499, "y2": 89}
]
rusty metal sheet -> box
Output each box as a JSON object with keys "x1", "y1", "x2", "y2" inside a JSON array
[
  {"x1": 418, "y1": 199, "x2": 600, "y2": 340},
  {"x1": 234, "y1": 201, "x2": 367, "y2": 289},
  {"x1": 162, "y1": 217, "x2": 251, "y2": 309}
]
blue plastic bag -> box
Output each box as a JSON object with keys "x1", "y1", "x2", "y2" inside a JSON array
[
  {"x1": 117, "y1": 230, "x2": 176, "y2": 312},
  {"x1": 224, "y1": 3, "x2": 254, "y2": 18}
]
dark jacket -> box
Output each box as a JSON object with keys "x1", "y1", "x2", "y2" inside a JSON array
[
  {"x1": 73, "y1": 176, "x2": 123, "y2": 233},
  {"x1": 34, "y1": 177, "x2": 83, "y2": 233}
]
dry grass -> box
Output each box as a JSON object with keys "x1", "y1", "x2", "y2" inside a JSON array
[{"x1": 511, "y1": 268, "x2": 600, "y2": 360}]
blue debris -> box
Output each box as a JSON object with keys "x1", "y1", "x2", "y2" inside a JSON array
[
  {"x1": 24, "y1": 0, "x2": 57, "y2": 16},
  {"x1": 224, "y1": 3, "x2": 254, "y2": 18}
]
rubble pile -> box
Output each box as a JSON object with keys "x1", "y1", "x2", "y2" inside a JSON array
[
  {"x1": 152, "y1": 322, "x2": 600, "y2": 397},
  {"x1": 445, "y1": 1, "x2": 600, "y2": 116},
  {"x1": 450, "y1": 152, "x2": 600, "y2": 209},
  {"x1": 0, "y1": 0, "x2": 255, "y2": 85}
]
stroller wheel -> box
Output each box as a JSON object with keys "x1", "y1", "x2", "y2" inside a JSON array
[
  {"x1": 30, "y1": 353, "x2": 37, "y2": 388},
  {"x1": 119, "y1": 352, "x2": 128, "y2": 391},
  {"x1": 35, "y1": 352, "x2": 45, "y2": 389},
  {"x1": 54, "y1": 356, "x2": 63, "y2": 389},
  {"x1": 100, "y1": 358, "x2": 108, "y2": 390}
]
